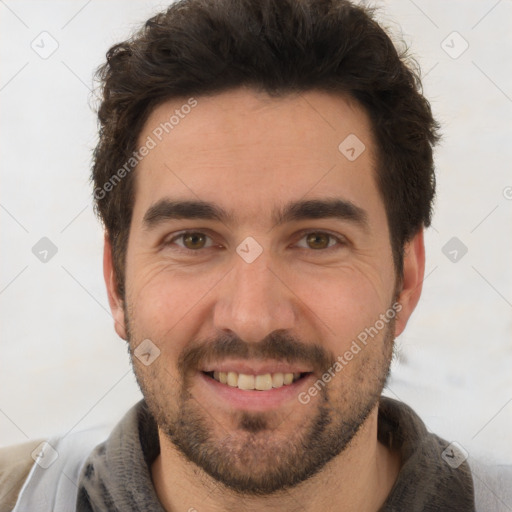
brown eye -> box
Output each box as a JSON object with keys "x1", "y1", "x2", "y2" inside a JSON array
[
  {"x1": 306, "y1": 232, "x2": 332, "y2": 250},
  {"x1": 182, "y1": 232, "x2": 207, "y2": 250},
  {"x1": 295, "y1": 231, "x2": 344, "y2": 252},
  {"x1": 165, "y1": 231, "x2": 216, "y2": 253}
]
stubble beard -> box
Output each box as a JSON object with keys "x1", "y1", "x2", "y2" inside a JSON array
[{"x1": 127, "y1": 311, "x2": 395, "y2": 496}]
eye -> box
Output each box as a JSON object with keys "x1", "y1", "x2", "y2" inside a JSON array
[
  {"x1": 164, "y1": 230, "x2": 346, "y2": 254},
  {"x1": 166, "y1": 231, "x2": 215, "y2": 251},
  {"x1": 295, "y1": 231, "x2": 345, "y2": 251}
]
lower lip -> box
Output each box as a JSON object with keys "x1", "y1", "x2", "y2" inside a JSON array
[{"x1": 197, "y1": 372, "x2": 315, "y2": 412}]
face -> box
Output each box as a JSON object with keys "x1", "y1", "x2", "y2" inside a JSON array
[{"x1": 105, "y1": 88, "x2": 423, "y2": 495}]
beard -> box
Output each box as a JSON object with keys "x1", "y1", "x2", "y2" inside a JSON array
[{"x1": 126, "y1": 307, "x2": 396, "y2": 496}]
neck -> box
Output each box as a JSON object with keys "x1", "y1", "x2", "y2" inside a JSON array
[{"x1": 151, "y1": 405, "x2": 401, "y2": 512}]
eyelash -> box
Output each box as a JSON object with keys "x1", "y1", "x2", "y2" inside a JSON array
[{"x1": 163, "y1": 230, "x2": 347, "y2": 254}]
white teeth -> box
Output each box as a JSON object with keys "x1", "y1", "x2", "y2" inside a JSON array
[
  {"x1": 255, "y1": 374, "x2": 273, "y2": 391},
  {"x1": 238, "y1": 374, "x2": 255, "y2": 390},
  {"x1": 272, "y1": 373, "x2": 284, "y2": 387},
  {"x1": 227, "y1": 371, "x2": 238, "y2": 387},
  {"x1": 210, "y1": 371, "x2": 303, "y2": 390}
]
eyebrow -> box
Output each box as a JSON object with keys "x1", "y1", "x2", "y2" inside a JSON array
[{"x1": 142, "y1": 198, "x2": 369, "y2": 231}]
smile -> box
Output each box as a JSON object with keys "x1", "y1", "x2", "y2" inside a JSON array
[{"x1": 203, "y1": 371, "x2": 310, "y2": 391}]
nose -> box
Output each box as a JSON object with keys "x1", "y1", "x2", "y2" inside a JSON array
[{"x1": 213, "y1": 252, "x2": 297, "y2": 343}]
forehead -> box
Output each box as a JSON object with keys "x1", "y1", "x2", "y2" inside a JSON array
[{"x1": 132, "y1": 88, "x2": 383, "y2": 228}]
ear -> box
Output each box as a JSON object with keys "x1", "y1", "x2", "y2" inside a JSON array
[
  {"x1": 103, "y1": 233, "x2": 128, "y2": 340},
  {"x1": 394, "y1": 228, "x2": 426, "y2": 338}
]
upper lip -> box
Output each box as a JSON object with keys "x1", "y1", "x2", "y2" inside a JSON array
[{"x1": 201, "y1": 360, "x2": 312, "y2": 375}]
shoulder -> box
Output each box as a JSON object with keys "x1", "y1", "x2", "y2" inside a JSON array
[
  {"x1": 2, "y1": 425, "x2": 112, "y2": 512},
  {"x1": 469, "y1": 458, "x2": 512, "y2": 512},
  {"x1": 0, "y1": 439, "x2": 45, "y2": 512}
]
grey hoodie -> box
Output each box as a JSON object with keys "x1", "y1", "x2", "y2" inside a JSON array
[{"x1": 76, "y1": 397, "x2": 476, "y2": 511}]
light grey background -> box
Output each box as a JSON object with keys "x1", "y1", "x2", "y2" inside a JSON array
[{"x1": 1, "y1": 0, "x2": 511, "y2": 468}]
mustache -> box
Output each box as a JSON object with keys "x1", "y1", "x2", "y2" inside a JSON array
[{"x1": 178, "y1": 329, "x2": 335, "y2": 376}]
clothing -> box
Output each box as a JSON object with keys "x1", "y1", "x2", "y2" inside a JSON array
[
  {"x1": 6, "y1": 425, "x2": 112, "y2": 512},
  {"x1": 1, "y1": 397, "x2": 510, "y2": 511},
  {"x1": 0, "y1": 439, "x2": 45, "y2": 512}
]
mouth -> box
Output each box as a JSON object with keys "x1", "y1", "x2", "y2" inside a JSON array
[
  {"x1": 202, "y1": 370, "x2": 311, "y2": 391},
  {"x1": 197, "y1": 361, "x2": 316, "y2": 411}
]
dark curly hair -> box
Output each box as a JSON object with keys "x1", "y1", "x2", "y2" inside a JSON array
[{"x1": 92, "y1": 0, "x2": 439, "y2": 298}]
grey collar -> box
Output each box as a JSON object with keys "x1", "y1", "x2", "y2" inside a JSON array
[{"x1": 76, "y1": 396, "x2": 475, "y2": 511}]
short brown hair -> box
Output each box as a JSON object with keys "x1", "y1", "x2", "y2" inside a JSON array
[{"x1": 92, "y1": 0, "x2": 439, "y2": 298}]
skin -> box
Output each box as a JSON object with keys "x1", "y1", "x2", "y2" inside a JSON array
[{"x1": 104, "y1": 88, "x2": 425, "y2": 511}]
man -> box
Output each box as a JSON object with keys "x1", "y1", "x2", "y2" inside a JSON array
[{"x1": 1, "y1": 0, "x2": 510, "y2": 510}]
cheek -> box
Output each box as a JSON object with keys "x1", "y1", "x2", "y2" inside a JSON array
[
  {"x1": 126, "y1": 263, "x2": 221, "y2": 345},
  {"x1": 291, "y1": 265, "x2": 393, "y2": 350}
]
